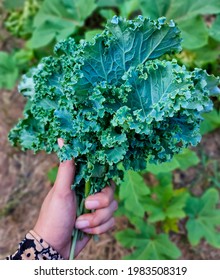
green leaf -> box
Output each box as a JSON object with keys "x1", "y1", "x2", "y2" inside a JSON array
[
  {"x1": 147, "y1": 149, "x2": 200, "y2": 174},
  {"x1": 75, "y1": 16, "x2": 182, "y2": 98},
  {"x1": 209, "y1": 15, "x2": 220, "y2": 42},
  {"x1": 96, "y1": 0, "x2": 118, "y2": 7},
  {"x1": 28, "y1": 0, "x2": 97, "y2": 48},
  {"x1": 142, "y1": 173, "x2": 188, "y2": 222},
  {"x1": 106, "y1": 146, "x2": 127, "y2": 164},
  {"x1": 162, "y1": 218, "x2": 180, "y2": 233},
  {"x1": 84, "y1": 29, "x2": 103, "y2": 42},
  {"x1": 139, "y1": 0, "x2": 220, "y2": 22},
  {"x1": 47, "y1": 166, "x2": 58, "y2": 184},
  {"x1": 0, "y1": 52, "x2": 19, "y2": 90},
  {"x1": 174, "y1": 149, "x2": 200, "y2": 170},
  {"x1": 9, "y1": 16, "x2": 218, "y2": 195},
  {"x1": 200, "y1": 110, "x2": 220, "y2": 135},
  {"x1": 99, "y1": 9, "x2": 116, "y2": 22},
  {"x1": 28, "y1": 21, "x2": 74, "y2": 49},
  {"x1": 178, "y1": 16, "x2": 208, "y2": 49},
  {"x1": 118, "y1": 0, "x2": 140, "y2": 18},
  {"x1": 98, "y1": 0, "x2": 140, "y2": 17},
  {"x1": 4, "y1": 0, "x2": 41, "y2": 38},
  {"x1": 139, "y1": 0, "x2": 220, "y2": 49},
  {"x1": 193, "y1": 40, "x2": 220, "y2": 67},
  {"x1": 119, "y1": 170, "x2": 150, "y2": 217},
  {"x1": 185, "y1": 188, "x2": 220, "y2": 247},
  {"x1": 115, "y1": 220, "x2": 181, "y2": 259},
  {"x1": 3, "y1": 0, "x2": 25, "y2": 10}
]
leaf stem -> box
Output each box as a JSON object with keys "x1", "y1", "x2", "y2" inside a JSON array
[
  {"x1": 85, "y1": 180, "x2": 91, "y2": 197},
  {"x1": 69, "y1": 196, "x2": 85, "y2": 260},
  {"x1": 69, "y1": 228, "x2": 79, "y2": 260}
]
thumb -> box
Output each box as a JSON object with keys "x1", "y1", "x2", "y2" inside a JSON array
[{"x1": 53, "y1": 138, "x2": 75, "y2": 194}]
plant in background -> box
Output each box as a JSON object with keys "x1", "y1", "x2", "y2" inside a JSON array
[
  {"x1": 26, "y1": 0, "x2": 98, "y2": 49},
  {"x1": 8, "y1": 15, "x2": 220, "y2": 259},
  {"x1": 2, "y1": 0, "x2": 220, "y2": 90},
  {"x1": 4, "y1": 0, "x2": 42, "y2": 39},
  {"x1": 0, "y1": 49, "x2": 34, "y2": 90},
  {"x1": 116, "y1": 173, "x2": 184, "y2": 260},
  {"x1": 0, "y1": 52, "x2": 19, "y2": 90},
  {"x1": 116, "y1": 171, "x2": 220, "y2": 259},
  {"x1": 185, "y1": 188, "x2": 220, "y2": 248}
]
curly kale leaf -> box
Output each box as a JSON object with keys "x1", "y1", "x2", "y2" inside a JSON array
[{"x1": 8, "y1": 16, "x2": 220, "y2": 195}]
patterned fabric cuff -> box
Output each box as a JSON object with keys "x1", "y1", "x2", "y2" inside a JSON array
[{"x1": 6, "y1": 230, "x2": 64, "y2": 260}]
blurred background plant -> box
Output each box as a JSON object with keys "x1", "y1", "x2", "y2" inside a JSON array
[{"x1": 0, "y1": 0, "x2": 220, "y2": 260}]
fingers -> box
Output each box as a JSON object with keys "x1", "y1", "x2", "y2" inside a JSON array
[
  {"x1": 85, "y1": 182, "x2": 116, "y2": 210},
  {"x1": 75, "y1": 200, "x2": 118, "y2": 229},
  {"x1": 75, "y1": 183, "x2": 118, "y2": 234},
  {"x1": 82, "y1": 217, "x2": 115, "y2": 235},
  {"x1": 53, "y1": 138, "x2": 75, "y2": 194}
]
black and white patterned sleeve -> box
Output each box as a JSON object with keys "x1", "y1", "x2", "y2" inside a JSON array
[{"x1": 6, "y1": 230, "x2": 64, "y2": 260}]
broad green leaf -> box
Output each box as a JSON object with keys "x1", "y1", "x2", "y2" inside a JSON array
[
  {"x1": 200, "y1": 110, "x2": 220, "y2": 135},
  {"x1": 115, "y1": 202, "x2": 146, "y2": 231},
  {"x1": 147, "y1": 148, "x2": 200, "y2": 174},
  {"x1": 0, "y1": 52, "x2": 19, "y2": 90},
  {"x1": 75, "y1": 16, "x2": 182, "y2": 98},
  {"x1": 185, "y1": 188, "x2": 220, "y2": 247},
  {"x1": 193, "y1": 41, "x2": 220, "y2": 68},
  {"x1": 178, "y1": 16, "x2": 208, "y2": 49},
  {"x1": 174, "y1": 149, "x2": 200, "y2": 170},
  {"x1": 139, "y1": 0, "x2": 220, "y2": 22},
  {"x1": 209, "y1": 15, "x2": 220, "y2": 42},
  {"x1": 139, "y1": 0, "x2": 220, "y2": 49},
  {"x1": 115, "y1": 221, "x2": 181, "y2": 259},
  {"x1": 142, "y1": 173, "x2": 188, "y2": 223},
  {"x1": 28, "y1": 21, "x2": 75, "y2": 49},
  {"x1": 119, "y1": 170, "x2": 150, "y2": 217},
  {"x1": 28, "y1": 0, "x2": 97, "y2": 48}
]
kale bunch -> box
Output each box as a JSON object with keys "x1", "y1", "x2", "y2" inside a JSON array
[{"x1": 9, "y1": 16, "x2": 220, "y2": 195}]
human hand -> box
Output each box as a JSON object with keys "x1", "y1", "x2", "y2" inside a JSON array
[{"x1": 33, "y1": 139, "x2": 118, "y2": 259}]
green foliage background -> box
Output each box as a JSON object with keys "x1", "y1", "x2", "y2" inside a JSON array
[{"x1": 1, "y1": 0, "x2": 220, "y2": 259}]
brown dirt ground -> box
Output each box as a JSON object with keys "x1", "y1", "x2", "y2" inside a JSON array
[{"x1": 0, "y1": 85, "x2": 220, "y2": 260}]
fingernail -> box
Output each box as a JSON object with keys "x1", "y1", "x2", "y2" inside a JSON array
[
  {"x1": 58, "y1": 138, "x2": 64, "y2": 148},
  {"x1": 85, "y1": 200, "x2": 100, "y2": 209},
  {"x1": 75, "y1": 220, "x2": 90, "y2": 229}
]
